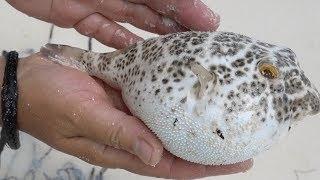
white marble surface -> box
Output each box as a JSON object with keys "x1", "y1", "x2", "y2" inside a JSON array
[{"x1": 0, "y1": 0, "x2": 320, "y2": 179}]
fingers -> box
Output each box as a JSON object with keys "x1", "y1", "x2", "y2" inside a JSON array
[
  {"x1": 7, "y1": 0, "x2": 94, "y2": 26},
  {"x1": 8, "y1": 0, "x2": 219, "y2": 50},
  {"x1": 70, "y1": 97, "x2": 163, "y2": 166},
  {"x1": 128, "y1": 0, "x2": 221, "y2": 31},
  {"x1": 74, "y1": 13, "x2": 142, "y2": 49},
  {"x1": 205, "y1": 159, "x2": 253, "y2": 177},
  {"x1": 60, "y1": 137, "x2": 253, "y2": 179},
  {"x1": 50, "y1": 0, "x2": 188, "y2": 40},
  {"x1": 57, "y1": 137, "x2": 138, "y2": 169},
  {"x1": 5, "y1": 0, "x2": 52, "y2": 21},
  {"x1": 96, "y1": 0, "x2": 187, "y2": 34},
  {"x1": 50, "y1": 0, "x2": 96, "y2": 27},
  {"x1": 127, "y1": 151, "x2": 253, "y2": 179}
]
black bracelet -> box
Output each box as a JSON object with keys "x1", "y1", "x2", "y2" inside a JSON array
[{"x1": 0, "y1": 51, "x2": 20, "y2": 154}]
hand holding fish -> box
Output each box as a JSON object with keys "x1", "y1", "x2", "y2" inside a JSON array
[
  {"x1": 0, "y1": 53, "x2": 251, "y2": 179},
  {"x1": 6, "y1": 0, "x2": 220, "y2": 49}
]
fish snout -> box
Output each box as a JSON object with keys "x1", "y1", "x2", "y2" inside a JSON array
[{"x1": 308, "y1": 88, "x2": 320, "y2": 116}]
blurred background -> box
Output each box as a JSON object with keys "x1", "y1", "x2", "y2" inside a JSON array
[{"x1": 0, "y1": 0, "x2": 319, "y2": 179}]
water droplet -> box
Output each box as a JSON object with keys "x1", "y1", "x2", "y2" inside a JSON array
[
  {"x1": 129, "y1": 38, "x2": 135, "y2": 45},
  {"x1": 102, "y1": 23, "x2": 110, "y2": 29},
  {"x1": 115, "y1": 29, "x2": 126, "y2": 39},
  {"x1": 149, "y1": 23, "x2": 155, "y2": 28}
]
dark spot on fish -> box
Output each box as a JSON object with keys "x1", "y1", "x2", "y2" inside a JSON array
[
  {"x1": 173, "y1": 118, "x2": 178, "y2": 127},
  {"x1": 216, "y1": 129, "x2": 225, "y2": 140},
  {"x1": 155, "y1": 89, "x2": 160, "y2": 95},
  {"x1": 180, "y1": 97, "x2": 187, "y2": 104},
  {"x1": 162, "y1": 79, "x2": 169, "y2": 84}
]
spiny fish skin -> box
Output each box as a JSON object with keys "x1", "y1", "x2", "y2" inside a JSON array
[{"x1": 40, "y1": 31, "x2": 320, "y2": 165}]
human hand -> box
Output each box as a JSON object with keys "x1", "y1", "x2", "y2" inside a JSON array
[
  {"x1": 11, "y1": 53, "x2": 252, "y2": 179},
  {"x1": 6, "y1": 0, "x2": 220, "y2": 49}
]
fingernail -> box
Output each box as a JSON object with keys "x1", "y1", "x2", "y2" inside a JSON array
[
  {"x1": 202, "y1": 5, "x2": 221, "y2": 31},
  {"x1": 134, "y1": 138, "x2": 160, "y2": 166}
]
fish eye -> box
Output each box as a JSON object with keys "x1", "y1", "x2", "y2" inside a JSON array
[{"x1": 259, "y1": 62, "x2": 279, "y2": 79}]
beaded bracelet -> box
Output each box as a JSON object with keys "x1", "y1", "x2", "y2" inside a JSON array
[{"x1": 0, "y1": 51, "x2": 21, "y2": 155}]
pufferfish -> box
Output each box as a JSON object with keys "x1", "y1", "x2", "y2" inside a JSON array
[{"x1": 40, "y1": 31, "x2": 320, "y2": 165}]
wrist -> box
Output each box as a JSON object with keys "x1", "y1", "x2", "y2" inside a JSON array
[
  {"x1": 0, "y1": 53, "x2": 41, "y2": 128},
  {"x1": 14, "y1": 53, "x2": 54, "y2": 133}
]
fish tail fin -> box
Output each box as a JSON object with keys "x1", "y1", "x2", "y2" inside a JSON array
[{"x1": 40, "y1": 43, "x2": 101, "y2": 75}]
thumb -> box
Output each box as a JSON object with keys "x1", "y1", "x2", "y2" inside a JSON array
[{"x1": 71, "y1": 99, "x2": 163, "y2": 166}]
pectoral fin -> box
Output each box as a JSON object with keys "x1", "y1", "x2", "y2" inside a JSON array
[{"x1": 190, "y1": 62, "x2": 217, "y2": 98}]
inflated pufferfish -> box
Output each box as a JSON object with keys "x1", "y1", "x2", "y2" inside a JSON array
[{"x1": 40, "y1": 31, "x2": 320, "y2": 165}]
